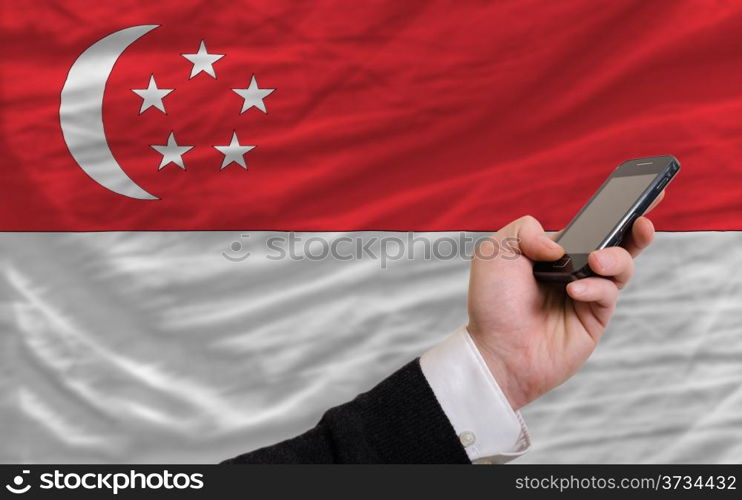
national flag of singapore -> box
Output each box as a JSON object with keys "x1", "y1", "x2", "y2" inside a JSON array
[{"x1": 1, "y1": 0, "x2": 741, "y2": 463}]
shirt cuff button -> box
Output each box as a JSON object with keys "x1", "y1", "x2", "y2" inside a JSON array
[{"x1": 459, "y1": 431, "x2": 476, "y2": 447}]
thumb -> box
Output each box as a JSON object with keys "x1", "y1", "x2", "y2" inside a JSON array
[{"x1": 503, "y1": 215, "x2": 564, "y2": 262}]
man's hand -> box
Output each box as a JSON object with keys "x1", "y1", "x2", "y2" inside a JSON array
[{"x1": 467, "y1": 195, "x2": 663, "y2": 410}]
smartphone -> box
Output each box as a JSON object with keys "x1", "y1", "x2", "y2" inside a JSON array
[{"x1": 533, "y1": 155, "x2": 680, "y2": 282}]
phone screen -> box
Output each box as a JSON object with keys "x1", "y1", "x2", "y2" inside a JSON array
[{"x1": 556, "y1": 173, "x2": 657, "y2": 254}]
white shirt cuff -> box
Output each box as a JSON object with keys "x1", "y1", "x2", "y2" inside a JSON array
[{"x1": 419, "y1": 326, "x2": 531, "y2": 464}]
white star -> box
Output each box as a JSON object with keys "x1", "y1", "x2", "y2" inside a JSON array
[
  {"x1": 182, "y1": 40, "x2": 224, "y2": 79},
  {"x1": 132, "y1": 75, "x2": 174, "y2": 114},
  {"x1": 214, "y1": 131, "x2": 255, "y2": 169},
  {"x1": 151, "y1": 132, "x2": 194, "y2": 170},
  {"x1": 232, "y1": 75, "x2": 275, "y2": 114}
]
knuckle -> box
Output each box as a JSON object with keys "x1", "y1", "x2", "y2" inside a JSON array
[
  {"x1": 519, "y1": 214, "x2": 537, "y2": 225},
  {"x1": 516, "y1": 214, "x2": 541, "y2": 230}
]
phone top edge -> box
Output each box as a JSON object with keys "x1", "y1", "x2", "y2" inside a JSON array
[
  {"x1": 618, "y1": 154, "x2": 679, "y2": 167},
  {"x1": 614, "y1": 155, "x2": 679, "y2": 177}
]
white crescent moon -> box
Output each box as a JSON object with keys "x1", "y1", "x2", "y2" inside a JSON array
[{"x1": 60, "y1": 25, "x2": 159, "y2": 200}]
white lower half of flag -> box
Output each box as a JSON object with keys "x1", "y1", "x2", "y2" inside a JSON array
[{"x1": 2, "y1": 231, "x2": 741, "y2": 463}]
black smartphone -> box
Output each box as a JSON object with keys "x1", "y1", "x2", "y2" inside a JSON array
[{"x1": 533, "y1": 155, "x2": 680, "y2": 282}]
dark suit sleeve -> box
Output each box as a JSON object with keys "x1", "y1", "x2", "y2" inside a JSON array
[{"x1": 221, "y1": 359, "x2": 471, "y2": 464}]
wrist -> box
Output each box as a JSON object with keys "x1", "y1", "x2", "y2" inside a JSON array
[{"x1": 466, "y1": 324, "x2": 531, "y2": 411}]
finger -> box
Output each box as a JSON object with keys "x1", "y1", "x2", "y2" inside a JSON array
[
  {"x1": 505, "y1": 215, "x2": 564, "y2": 261},
  {"x1": 644, "y1": 190, "x2": 665, "y2": 215},
  {"x1": 566, "y1": 276, "x2": 619, "y2": 310},
  {"x1": 588, "y1": 246, "x2": 634, "y2": 289},
  {"x1": 622, "y1": 216, "x2": 655, "y2": 258}
]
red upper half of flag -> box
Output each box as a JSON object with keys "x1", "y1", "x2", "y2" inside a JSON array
[{"x1": 1, "y1": 0, "x2": 741, "y2": 231}]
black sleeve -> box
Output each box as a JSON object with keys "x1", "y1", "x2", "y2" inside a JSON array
[{"x1": 221, "y1": 359, "x2": 471, "y2": 464}]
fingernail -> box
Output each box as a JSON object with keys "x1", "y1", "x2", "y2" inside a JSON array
[{"x1": 570, "y1": 282, "x2": 585, "y2": 295}]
